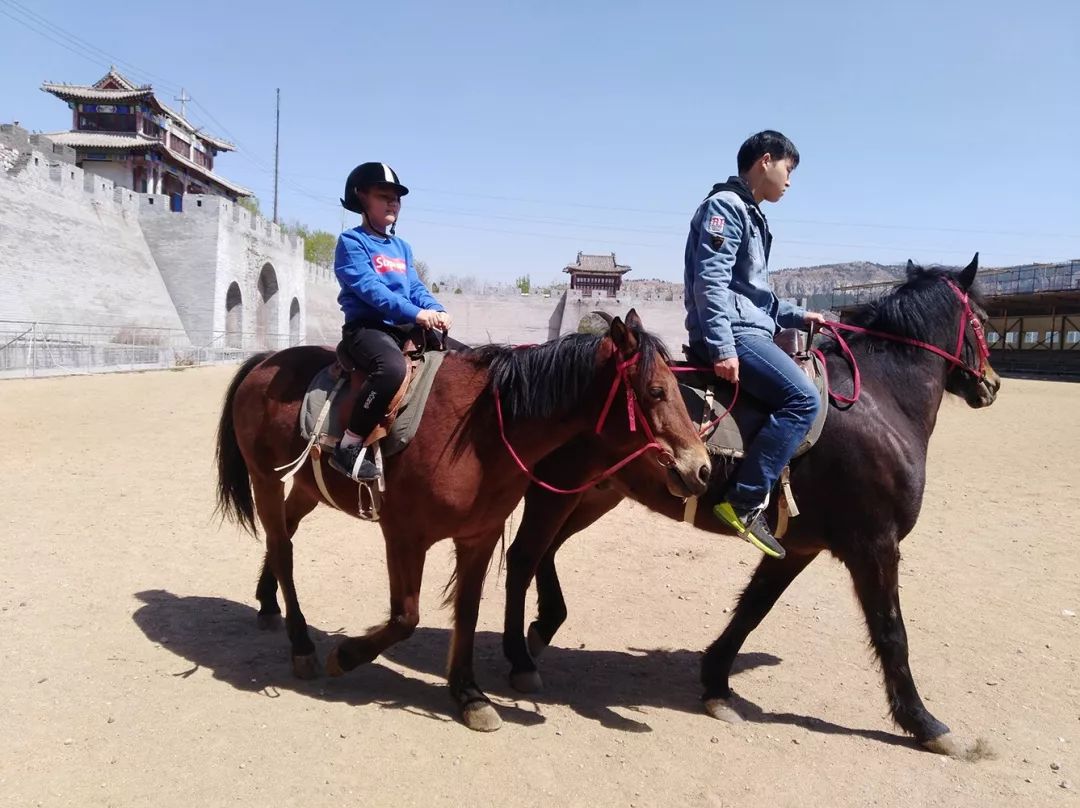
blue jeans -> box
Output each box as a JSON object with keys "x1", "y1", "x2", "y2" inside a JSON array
[{"x1": 727, "y1": 333, "x2": 820, "y2": 511}]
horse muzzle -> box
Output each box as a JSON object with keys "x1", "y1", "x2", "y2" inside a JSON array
[{"x1": 665, "y1": 444, "x2": 711, "y2": 498}]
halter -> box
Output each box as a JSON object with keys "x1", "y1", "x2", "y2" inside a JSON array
[
  {"x1": 812, "y1": 279, "x2": 991, "y2": 405},
  {"x1": 494, "y1": 348, "x2": 677, "y2": 496}
]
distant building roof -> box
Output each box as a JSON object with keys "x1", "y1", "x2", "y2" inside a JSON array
[
  {"x1": 41, "y1": 68, "x2": 236, "y2": 152},
  {"x1": 563, "y1": 252, "x2": 632, "y2": 275}
]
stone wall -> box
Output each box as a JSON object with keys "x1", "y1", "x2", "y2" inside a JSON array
[
  {"x1": 139, "y1": 194, "x2": 305, "y2": 348},
  {"x1": 0, "y1": 124, "x2": 305, "y2": 350},
  {"x1": 0, "y1": 137, "x2": 184, "y2": 331}
]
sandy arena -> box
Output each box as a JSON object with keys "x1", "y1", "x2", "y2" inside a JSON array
[{"x1": 1, "y1": 366, "x2": 1077, "y2": 807}]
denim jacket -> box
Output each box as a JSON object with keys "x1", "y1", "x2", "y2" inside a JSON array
[{"x1": 684, "y1": 176, "x2": 807, "y2": 361}]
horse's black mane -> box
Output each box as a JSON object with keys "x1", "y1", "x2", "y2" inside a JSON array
[
  {"x1": 830, "y1": 265, "x2": 983, "y2": 355},
  {"x1": 466, "y1": 327, "x2": 671, "y2": 423}
]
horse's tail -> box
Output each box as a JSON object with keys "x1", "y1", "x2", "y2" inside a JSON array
[{"x1": 215, "y1": 352, "x2": 272, "y2": 536}]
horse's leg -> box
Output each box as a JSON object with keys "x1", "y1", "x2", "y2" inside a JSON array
[
  {"x1": 255, "y1": 485, "x2": 319, "y2": 631},
  {"x1": 700, "y1": 550, "x2": 819, "y2": 722},
  {"x1": 448, "y1": 534, "x2": 504, "y2": 732},
  {"x1": 503, "y1": 487, "x2": 584, "y2": 693},
  {"x1": 527, "y1": 485, "x2": 625, "y2": 662},
  {"x1": 251, "y1": 476, "x2": 320, "y2": 679},
  {"x1": 845, "y1": 540, "x2": 961, "y2": 756},
  {"x1": 325, "y1": 531, "x2": 425, "y2": 675}
]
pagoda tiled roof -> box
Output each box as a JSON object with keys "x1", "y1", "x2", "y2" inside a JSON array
[
  {"x1": 42, "y1": 131, "x2": 252, "y2": 197},
  {"x1": 41, "y1": 69, "x2": 236, "y2": 152},
  {"x1": 44, "y1": 131, "x2": 158, "y2": 150},
  {"x1": 40, "y1": 83, "x2": 152, "y2": 103},
  {"x1": 563, "y1": 252, "x2": 632, "y2": 275}
]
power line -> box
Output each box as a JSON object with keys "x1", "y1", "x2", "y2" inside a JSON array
[
  {"x1": 0, "y1": 6, "x2": 114, "y2": 76},
  {"x1": 0, "y1": 0, "x2": 184, "y2": 93},
  {"x1": 276, "y1": 169, "x2": 1080, "y2": 241}
]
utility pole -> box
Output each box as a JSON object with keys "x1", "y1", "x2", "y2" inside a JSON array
[
  {"x1": 273, "y1": 88, "x2": 280, "y2": 224},
  {"x1": 175, "y1": 88, "x2": 191, "y2": 118}
]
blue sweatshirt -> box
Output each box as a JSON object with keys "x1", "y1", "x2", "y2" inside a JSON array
[{"x1": 334, "y1": 227, "x2": 444, "y2": 327}]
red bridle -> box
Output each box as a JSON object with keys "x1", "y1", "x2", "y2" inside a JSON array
[
  {"x1": 812, "y1": 280, "x2": 991, "y2": 405},
  {"x1": 494, "y1": 349, "x2": 677, "y2": 496}
]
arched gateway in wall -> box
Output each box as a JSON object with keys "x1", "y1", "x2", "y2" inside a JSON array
[{"x1": 256, "y1": 263, "x2": 279, "y2": 348}]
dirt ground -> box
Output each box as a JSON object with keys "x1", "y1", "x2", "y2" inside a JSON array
[{"x1": 1, "y1": 365, "x2": 1077, "y2": 808}]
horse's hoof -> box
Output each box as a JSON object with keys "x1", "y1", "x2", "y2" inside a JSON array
[
  {"x1": 256, "y1": 612, "x2": 282, "y2": 631},
  {"x1": 923, "y1": 733, "x2": 994, "y2": 761},
  {"x1": 291, "y1": 653, "x2": 321, "y2": 680},
  {"x1": 509, "y1": 669, "x2": 543, "y2": 693},
  {"x1": 324, "y1": 647, "x2": 344, "y2": 678},
  {"x1": 526, "y1": 625, "x2": 548, "y2": 660},
  {"x1": 703, "y1": 697, "x2": 744, "y2": 724},
  {"x1": 462, "y1": 701, "x2": 503, "y2": 732}
]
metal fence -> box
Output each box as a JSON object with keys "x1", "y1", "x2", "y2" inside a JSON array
[
  {"x1": 831, "y1": 260, "x2": 1080, "y2": 310},
  {"x1": 0, "y1": 319, "x2": 298, "y2": 379}
]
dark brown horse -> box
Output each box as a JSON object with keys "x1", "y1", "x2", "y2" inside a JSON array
[
  {"x1": 502, "y1": 259, "x2": 1001, "y2": 755},
  {"x1": 214, "y1": 311, "x2": 711, "y2": 731}
]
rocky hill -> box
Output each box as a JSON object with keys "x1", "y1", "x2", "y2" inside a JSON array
[{"x1": 620, "y1": 261, "x2": 909, "y2": 308}]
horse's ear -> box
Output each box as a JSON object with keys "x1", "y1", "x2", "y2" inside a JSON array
[
  {"x1": 608, "y1": 316, "x2": 638, "y2": 356},
  {"x1": 624, "y1": 308, "x2": 644, "y2": 332},
  {"x1": 958, "y1": 252, "x2": 979, "y2": 289},
  {"x1": 905, "y1": 259, "x2": 918, "y2": 278}
]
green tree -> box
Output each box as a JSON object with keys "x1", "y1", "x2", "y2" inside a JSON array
[
  {"x1": 515, "y1": 274, "x2": 531, "y2": 295},
  {"x1": 283, "y1": 220, "x2": 336, "y2": 267},
  {"x1": 303, "y1": 230, "x2": 336, "y2": 268},
  {"x1": 238, "y1": 195, "x2": 261, "y2": 216}
]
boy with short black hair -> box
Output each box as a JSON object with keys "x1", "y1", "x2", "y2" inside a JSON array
[{"x1": 684, "y1": 130, "x2": 825, "y2": 559}]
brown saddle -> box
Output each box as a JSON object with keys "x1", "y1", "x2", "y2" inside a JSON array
[
  {"x1": 330, "y1": 327, "x2": 442, "y2": 447},
  {"x1": 679, "y1": 329, "x2": 826, "y2": 460}
]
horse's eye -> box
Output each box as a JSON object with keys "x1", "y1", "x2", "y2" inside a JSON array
[{"x1": 648, "y1": 386, "x2": 665, "y2": 401}]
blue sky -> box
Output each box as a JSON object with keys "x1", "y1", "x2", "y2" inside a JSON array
[{"x1": 1, "y1": 0, "x2": 1077, "y2": 285}]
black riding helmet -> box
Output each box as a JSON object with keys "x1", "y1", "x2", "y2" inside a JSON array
[{"x1": 340, "y1": 162, "x2": 409, "y2": 214}]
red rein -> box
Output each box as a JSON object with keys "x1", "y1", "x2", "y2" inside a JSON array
[
  {"x1": 494, "y1": 352, "x2": 676, "y2": 496},
  {"x1": 811, "y1": 281, "x2": 990, "y2": 405},
  {"x1": 495, "y1": 281, "x2": 988, "y2": 493}
]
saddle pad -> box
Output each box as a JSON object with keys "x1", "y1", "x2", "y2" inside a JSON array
[
  {"x1": 300, "y1": 351, "x2": 446, "y2": 459},
  {"x1": 679, "y1": 352, "x2": 828, "y2": 459}
]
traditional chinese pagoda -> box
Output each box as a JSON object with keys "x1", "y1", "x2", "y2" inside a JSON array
[
  {"x1": 40, "y1": 68, "x2": 251, "y2": 202},
  {"x1": 563, "y1": 252, "x2": 631, "y2": 297}
]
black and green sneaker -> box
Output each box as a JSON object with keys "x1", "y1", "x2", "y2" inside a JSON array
[{"x1": 713, "y1": 502, "x2": 786, "y2": 559}]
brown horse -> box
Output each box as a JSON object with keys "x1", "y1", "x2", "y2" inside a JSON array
[
  {"x1": 214, "y1": 311, "x2": 710, "y2": 730},
  {"x1": 502, "y1": 260, "x2": 1002, "y2": 755}
]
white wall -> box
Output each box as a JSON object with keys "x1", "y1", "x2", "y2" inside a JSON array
[
  {"x1": 82, "y1": 161, "x2": 131, "y2": 191},
  {"x1": 0, "y1": 163, "x2": 186, "y2": 330}
]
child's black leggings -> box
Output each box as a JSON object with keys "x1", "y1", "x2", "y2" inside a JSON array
[{"x1": 340, "y1": 322, "x2": 409, "y2": 438}]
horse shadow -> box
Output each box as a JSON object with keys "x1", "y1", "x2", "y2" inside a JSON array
[
  {"x1": 384, "y1": 629, "x2": 912, "y2": 747},
  {"x1": 131, "y1": 589, "x2": 912, "y2": 746},
  {"x1": 130, "y1": 589, "x2": 521, "y2": 726}
]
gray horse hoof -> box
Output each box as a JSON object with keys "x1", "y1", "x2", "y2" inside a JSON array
[
  {"x1": 463, "y1": 701, "x2": 503, "y2": 732},
  {"x1": 509, "y1": 669, "x2": 544, "y2": 693},
  {"x1": 703, "y1": 697, "x2": 744, "y2": 724},
  {"x1": 923, "y1": 733, "x2": 995, "y2": 761},
  {"x1": 256, "y1": 612, "x2": 282, "y2": 631},
  {"x1": 526, "y1": 625, "x2": 548, "y2": 660},
  {"x1": 291, "y1": 653, "x2": 321, "y2": 680}
]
